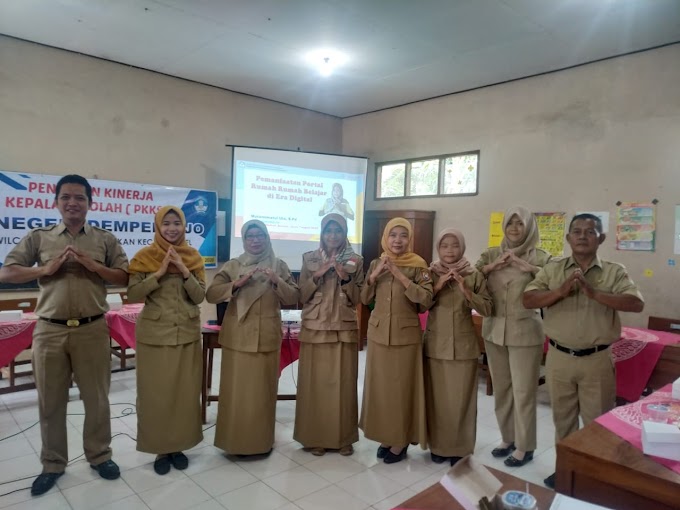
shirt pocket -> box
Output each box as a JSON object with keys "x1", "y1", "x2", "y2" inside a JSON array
[
  {"x1": 142, "y1": 307, "x2": 162, "y2": 321},
  {"x1": 338, "y1": 292, "x2": 357, "y2": 322},
  {"x1": 398, "y1": 316, "x2": 421, "y2": 331},
  {"x1": 302, "y1": 292, "x2": 323, "y2": 321}
]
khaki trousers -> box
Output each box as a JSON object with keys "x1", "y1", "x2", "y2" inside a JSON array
[
  {"x1": 546, "y1": 344, "x2": 615, "y2": 442},
  {"x1": 32, "y1": 319, "x2": 112, "y2": 473},
  {"x1": 485, "y1": 341, "x2": 543, "y2": 452}
]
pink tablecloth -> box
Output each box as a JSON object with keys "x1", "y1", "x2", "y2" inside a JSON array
[
  {"x1": 105, "y1": 303, "x2": 144, "y2": 349},
  {"x1": 596, "y1": 383, "x2": 680, "y2": 475},
  {"x1": 615, "y1": 327, "x2": 680, "y2": 402},
  {"x1": 0, "y1": 317, "x2": 37, "y2": 368}
]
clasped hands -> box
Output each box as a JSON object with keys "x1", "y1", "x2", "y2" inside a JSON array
[
  {"x1": 489, "y1": 251, "x2": 534, "y2": 273},
  {"x1": 41, "y1": 245, "x2": 102, "y2": 277},
  {"x1": 557, "y1": 268, "x2": 596, "y2": 299},
  {"x1": 368, "y1": 256, "x2": 411, "y2": 287},
  {"x1": 313, "y1": 257, "x2": 349, "y2": 282},
  {"x1": 154, "y1": 247, "x2": 191, "y2": 280},
  {"x1": 433, "y1": 269, "x2": 471, "y2": 299},
  {"x1": 233, "y1": 266, "x2": 281, "y2": 289}
]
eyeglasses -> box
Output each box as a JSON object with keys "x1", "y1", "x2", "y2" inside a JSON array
[{"x1": 245, "y1": 233, "x2": 266, "y2": 241}]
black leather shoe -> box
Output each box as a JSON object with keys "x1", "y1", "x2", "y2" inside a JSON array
[
  {"x1": 430, "y1": 452, "x2": 447, "y2": 464},
  {"x1": 491, "y1": 443, "x2": 516, "y2": 458},
  {"x1": 154, "y1": 456, "x2": 171, "y2": 475},
  {"x1": 504, "y1": 451, "x2": 534, "y2": 467},
  {"x1": 31, "y1": 472, "x2": 63, "y2": 496},
  {"x1": 450, "y1": 456, "x2": 463, "y2": 466},
  {"x1": 169, "y1": 452, "x2": 189, "y2": 470},
  {"x1": 90, "y1": 459, "x2": 120, "y2": 480},
  {"x1": 384, "y1": 446, "x2": 408, "y2": 464},
  {"x1": 377, "y1": 445, "x2": 390, "y2": 459},
  {"x1": 544, "y1": 473, "x2": 556, "y2": 489}
]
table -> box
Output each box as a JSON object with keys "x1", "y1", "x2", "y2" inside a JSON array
[
  {"x1": 615, "y1": 327, "x2": 680, "y2": 402},
  {"x1": 556, "y1": 420, "x2": 680, "y2": 509},
  {"x1": 201, "y1": 312, "x2": 302, "y2": 423},
  {"x1": 0, "y1": 304, "x2": 143, "y2": 393},
  {"x1": 397, "y1": 467, "x2": 555, "y2": 509}
]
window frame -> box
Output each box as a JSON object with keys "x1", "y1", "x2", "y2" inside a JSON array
[{"x1": 375, "y1": 150, "x2": 480, "y2": 201}]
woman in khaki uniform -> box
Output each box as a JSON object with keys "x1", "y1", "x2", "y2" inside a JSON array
[
  {"x1": 294, "y1": 214, "x2": 364, "y2": 456},
  {"x1": 128, "y1": 206, "x2": 206, "y2": 475},
  {"x1": 475, "y1": 206, "x2": 550, "y2": 467},
  {"x1": 424, "y1": 229, "x2": 493, "y2": 465},
  {"x1": 206, "y1": 220, "x2": 299, "y2": 456},
  {"x1": 360, "y1": 217, "x2": 433, "y2": 464}
]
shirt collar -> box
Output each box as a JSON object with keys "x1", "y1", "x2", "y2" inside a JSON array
[
  {"x1": 565, "y1": 255, "x2": 603, "y2": 271},
  {"x1": 57, "y1": 222, "x2": 90, "y2": 235}
]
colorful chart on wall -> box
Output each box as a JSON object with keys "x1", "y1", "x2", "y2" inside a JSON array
[
  {"x1": 616, "y1": 202, "x2": 655, "y2": 251},
  {"x1": 488, "y1": 211, "x2": 504, "y2": 247},
  {"x1": 535, "y1": 212, "x2": 566, "y2": 257}
]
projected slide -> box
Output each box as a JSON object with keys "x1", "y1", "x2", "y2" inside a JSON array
[{"x1": 231, "y1": 147, "x2": 367, "y2": 271}]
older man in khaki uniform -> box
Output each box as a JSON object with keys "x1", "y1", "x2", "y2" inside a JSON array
[
  {"x1": 0, "y1": 174, "x2": 129, "y2": 496},
  {"x1": 523, "y1": 213, "x2": 644, "y2": 489}
]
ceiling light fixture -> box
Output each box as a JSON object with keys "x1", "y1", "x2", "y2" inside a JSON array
[{"x1": 306, "y1": 49, "x2": 347, "y2": 77}]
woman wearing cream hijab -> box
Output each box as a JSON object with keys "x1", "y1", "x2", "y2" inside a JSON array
[
  {"x1": 206, "y1": 220, "x2": 299, "y2": 456},
  {"x1": 359, "y1": 218, "x2": 433, "y2": 464},
  {"x1": 294, "y1": 214, "x2": 364, "y2": 456},
  {"x1": 424, "y1": 228, "x2": 492, "y2": 465},
  {"x1": 128, "y1": 206, "x2": 206, "y2": 475},
  {"x1": 475, "y1": 206, "x2": 550, "y2": 467}
]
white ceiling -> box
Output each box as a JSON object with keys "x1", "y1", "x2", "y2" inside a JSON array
[{"x1": 1, "y1": 0, "x2": 679, "y2": 118}]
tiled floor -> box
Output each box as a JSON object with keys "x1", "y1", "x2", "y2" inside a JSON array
[{"x1": 0, "y1": 351, "x2": 557, "y2": 509}]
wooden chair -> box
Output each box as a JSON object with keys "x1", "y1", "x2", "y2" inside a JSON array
[
  {"x1": 0, "y1": 297, "x2": 38, "y2": 386},
  {"x1": 644, "y1": 316, "x2": 680, "y2": 393},
  {"x1": 109, "y1": 292, "x2": 135, "y2": 370}
]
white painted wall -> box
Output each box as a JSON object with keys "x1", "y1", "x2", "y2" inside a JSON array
[{"x1": 343, "y1": 44, "x2": 680, "y2": 325}]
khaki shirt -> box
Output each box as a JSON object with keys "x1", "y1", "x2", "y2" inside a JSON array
[
  {"x1": 299, "y1": 251, "x2": 365, "y2": 338},
  {"x1": 525, "y1": 256, "x2": 644, "y2": 348},
  {"x1": 127, "y1": 272, "x2": 205, "y2": 346},
  {"x1": 424, "y1": 271, "x2": 493, "y2": 361},
  {"x1": 205, "y1": 258, "x2": 299, "y2": 353},
  {"x1": 3, "y1": 223, "x2": 128, "y2": 319},
  {"x1": 475, "y1": 247, "x2": 551, "y2": 347},
  {"x1": 360, "y1": 260, "x2": 433, "y2": 347}
]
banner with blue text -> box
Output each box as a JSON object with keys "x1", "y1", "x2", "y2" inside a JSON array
[{"x1": 0, "y1": 171, "x2": 217, "y2": 267}]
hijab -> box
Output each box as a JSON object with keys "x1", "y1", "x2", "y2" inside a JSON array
[
  {"x1": 380, "y1": 217, "x2": 428, "y2": 269},
  {"x1": 235, "y1": 220, "x2": 278, "y2": 322},
  {"x1": 128, "y1": 205, "x2": 206, "y2": 281},
  {"x1": 319, "y1": 214, "x2": 356, "y2": 264},
  {"x1": 487, "y1": 205, "x2": 540, "y2": 294},
  {"x1": 430, "y1": 228, "x2": 475, "y2": 277}
]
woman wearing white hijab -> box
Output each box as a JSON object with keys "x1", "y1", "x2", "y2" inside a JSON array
[
  {"x1": 206, "y1": 220, "x2": 299, "y2": 456},
  {"x1": 424, "y1": 228, "x2": 493, "y2": 465},
  {"x1": 475, "y1": 206, "x2": 550, "y2": 467}
]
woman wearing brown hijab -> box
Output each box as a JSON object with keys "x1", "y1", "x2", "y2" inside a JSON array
[
  {"x1": 360, "y1": 218, "x2": 433, "y2": 464},
  {"x1": 424, "y1": 228, "x2": 493, "y2": 465},
  {"x1": 128, "y1": 206, "x2": 206, "y2": 475},
  {"x1": 475, "y1": 206, "x2": 551, "y2": 467},
  {"x1": 206, "y1": 220, "x2": 299, "y2": 456},
  {"x1": 294, "y1": 214, "x2": 364, "y2": 456}
]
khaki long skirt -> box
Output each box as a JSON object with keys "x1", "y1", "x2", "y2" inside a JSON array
[
  {"x1": 359, "y1": 341, "x2": 427, "y2": 448},
  {"x1": 214, "y1": 347, "x2": 279, "y2": 455},
  {"x1": 136, "y1": 341, "x2": 203, "y2": 454},
  {"x1": 424, "y1": 357, "x2": 478, "y2": 457},
  {"x1": 294, "y1": 332, "x2": 358, "y2": 449}
]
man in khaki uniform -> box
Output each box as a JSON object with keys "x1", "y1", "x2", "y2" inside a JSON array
[
  {"x1": 0, "y1": 175, "x2": 129, "y2": 496},
  {"x1": 523, "y1": 213, "x2": 644, "y2": 489}
]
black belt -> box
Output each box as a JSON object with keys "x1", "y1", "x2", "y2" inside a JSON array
[
  {"x1": 40, "y1": 314, "x2": 104, "y2": 327},
  {"x1": 549, "y1": 339, "x2": 610, "y2": 357}
]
